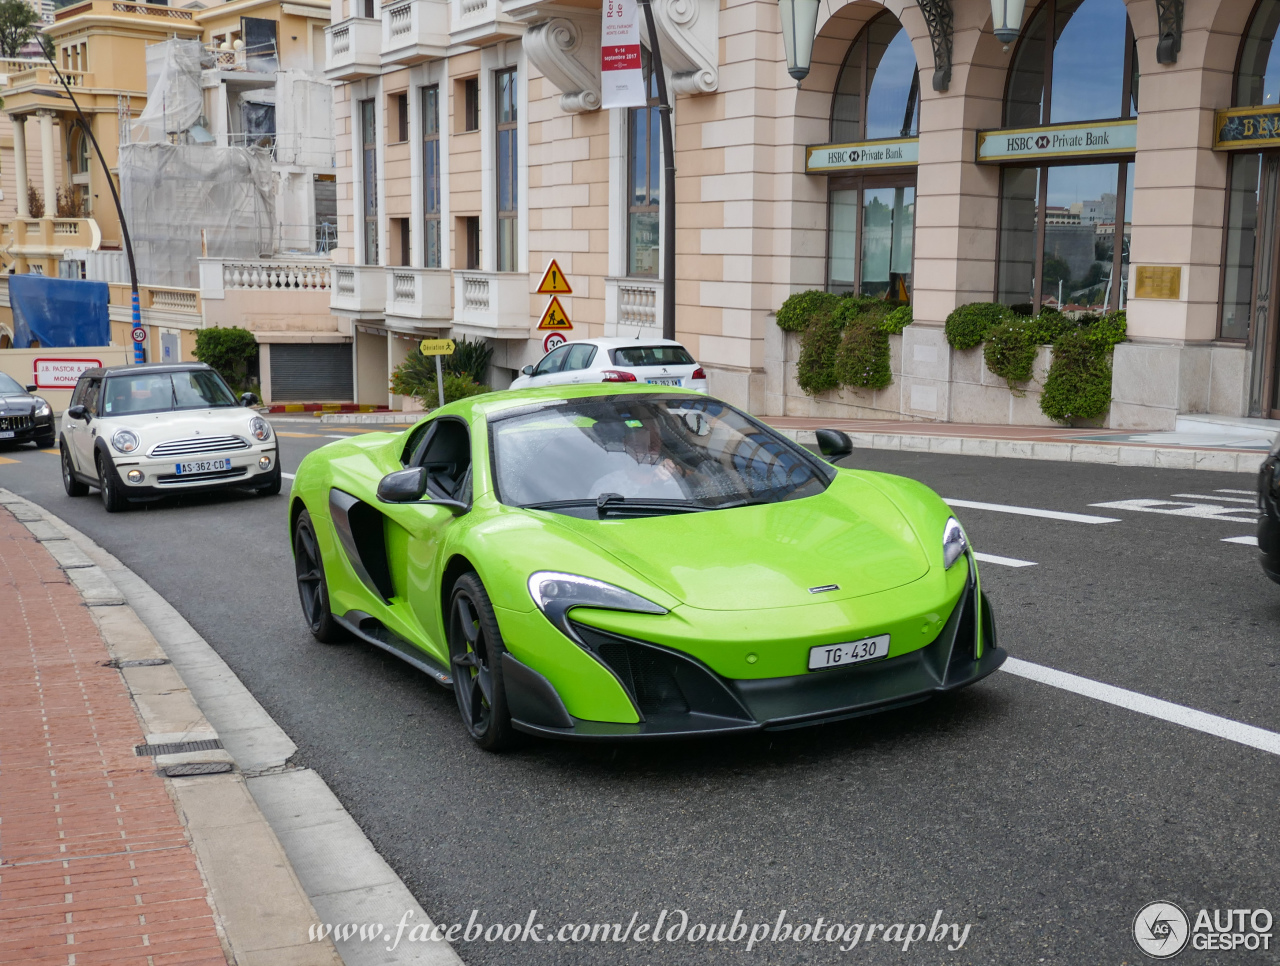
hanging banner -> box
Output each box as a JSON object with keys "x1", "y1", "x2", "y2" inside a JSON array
[{"x1": 601, "y1": 0, "x2": 646, "y2": 109}]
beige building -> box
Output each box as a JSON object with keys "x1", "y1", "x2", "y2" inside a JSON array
[{"x1": 321, "y1": 0, "x2": 1280, "y2": 428}]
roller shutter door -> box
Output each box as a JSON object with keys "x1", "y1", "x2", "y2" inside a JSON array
[{"x1": 270, "y1": 343, "x2": 353, "y2": 401}]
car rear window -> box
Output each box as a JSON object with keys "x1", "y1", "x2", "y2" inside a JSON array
[{"x1": 610, "y1": 345, "x2": 695, "y2": 367}]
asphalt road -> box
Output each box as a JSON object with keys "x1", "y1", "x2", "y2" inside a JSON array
[{"x1": 3, "y1": 423, "x2": 1279, "y2": 966}]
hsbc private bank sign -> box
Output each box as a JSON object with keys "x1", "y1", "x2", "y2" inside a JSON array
[{"x1": 976, "y1": 118, "x2": 1137, "y2": 164}]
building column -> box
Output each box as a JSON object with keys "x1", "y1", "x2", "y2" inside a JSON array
[
  {"x1": 12, "y1": 116, "x2": 30, "y2": 218},
  {"x1": 37, "y1": 110, "x2": 57, "y2": 217}
]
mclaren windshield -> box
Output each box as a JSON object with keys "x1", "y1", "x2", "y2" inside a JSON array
[{"x1": 491, "y1": 394, "x2": 832, "y2": 517}]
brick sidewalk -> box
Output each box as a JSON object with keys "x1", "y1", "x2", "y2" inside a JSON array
[{"x1": 0, "y1": 509, "x2": 229, "y2": 966}]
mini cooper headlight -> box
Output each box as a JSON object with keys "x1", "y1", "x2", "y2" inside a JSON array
[
  {"x1": 528, "y1": 572, "x2": 667, "y2": 637},
  {"x1": 111, "y1": 429, "x2": 139, "y2": 454},
  {"x1": 942, "y1": 517, "x2": 968, "y2": 570},
  {"x1": 250, "y1": 416, "x2": 271, "y2": 441}
]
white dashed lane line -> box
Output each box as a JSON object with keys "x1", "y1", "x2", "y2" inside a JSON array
[
  {"x1": 1217, "y1": 489, "x2": 1256, "y2": 495},
  {"x1": 1222, "y1": 535, "x2": 1258, "y2": 546},
  {"x1": 946, "y1": 499, "x2": 1120, "y2": 524},
  {"x1": 1002, "y1": 657, "x2": 1280, "y2": 758},
  {"x1": 1171, "y1": 493, "x2": 1257, "y2": 504},
  {"x1": 973, "y1": 552, "x2": 1036, "y2": 568},
  {"x1": 282, "y1": 472, "x2": 296, "y2": 480}
]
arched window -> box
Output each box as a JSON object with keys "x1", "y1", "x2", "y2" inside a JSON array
[
  {"x1": 996, "y1": 0, "x2": 1137, "y2": 314},
  {"x1": 826, "y1": 12, "x2": 918, "y2": 299},
  {"x1": 70, "y1": 129, "x2": 90, "y2": 175},
  {"x1": 831, "y1": 12, "x2": 920, "y2": 144},
  {"x1": 1238, "y1": 0, "x2": 1280, "y2": 107}
]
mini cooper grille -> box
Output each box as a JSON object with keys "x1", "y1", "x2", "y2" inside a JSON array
[
  {"x1": 148, "y1": 435, "x2": 249, "y2": 458},
  {"x1": 0, "y1": 414, "x2": 33, "y2": 432}
]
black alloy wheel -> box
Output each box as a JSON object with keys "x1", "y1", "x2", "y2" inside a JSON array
[
  {"x1": 293, "y1": 509, "x2": 345, "y2": 643},
  {"x1": 96, "y1": 453, "x2": 127, "y2": 513},
  {"x1": 61, "y1": 443, "x2": 88, "y2": 497},
  {"x1": 447, "y1": 572, "x2": 516, "y2": 751}
]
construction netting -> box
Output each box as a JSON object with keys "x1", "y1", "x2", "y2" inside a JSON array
[
  {"x1": 119, "y1": 142, "x2": 275, "y2": 289},
  {"x1": 132, "y1": 39, "x2": 210, "y2": 143}
]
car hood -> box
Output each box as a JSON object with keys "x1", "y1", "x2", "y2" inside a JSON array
[
  {"x1": 538, "y1": 475, "x2": 930, "y2": 611},
  {"x1": 87, "y1": 409, "x2": 261, "y2": 442},
  {"x1": 0, "y1": 394, "x2": 37, "y2": 413}
]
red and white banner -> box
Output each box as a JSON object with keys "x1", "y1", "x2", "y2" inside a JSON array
[
  {"x1": 601, "y1": 0, "x2": 646, "y2": 109},
  {"x1": 33, "y1": 358, "x2": 101, "y2": 390}
]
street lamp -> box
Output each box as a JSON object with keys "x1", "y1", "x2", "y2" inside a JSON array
[
  {"x1": 991, "y1": 0, "x2": 1027, "y2": 46},
  {"x1": 777, "y1": 0, "x2": 821, "y2": 84}
]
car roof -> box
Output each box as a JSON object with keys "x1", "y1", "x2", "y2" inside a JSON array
[
  {"x1": 556, "y1": 337, "x2": 689, "y2": 350},
  {"x1": 76, "y1": 362, "x2": 216, "y2": 379}
]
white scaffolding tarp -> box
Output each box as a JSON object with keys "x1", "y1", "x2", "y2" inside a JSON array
[
  {"x1": 133, "y1": 40, "x2": 210, "y2": 142},
  {"x1": 119, "y1": 142, "x2": 275, "y2": 289}
]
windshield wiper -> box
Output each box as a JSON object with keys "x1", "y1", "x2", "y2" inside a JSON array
[{"x1": 518, "y1": 494, "x2": 713, "y2": 517}]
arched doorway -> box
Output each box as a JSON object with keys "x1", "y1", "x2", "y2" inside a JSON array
[
  {"x1": 989, "y1": 0, "x2": 1137, "y2": 314},
  {"x1": 808, "y1": 10, "x2": 919, "y2": 301},
  {"x1": 1219, "y1": 0, "x2": 1280, "y2": 415}
]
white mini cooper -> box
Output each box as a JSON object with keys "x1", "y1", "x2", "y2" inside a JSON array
[{"x1": 60, "y1": 362, "x2": 280, "y2": 512}]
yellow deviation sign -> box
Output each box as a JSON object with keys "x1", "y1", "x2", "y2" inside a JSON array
[
  {"x1": 537, "y1": 260, "x2": 572, "y2": 295},
  {"x1": 419, "y1": 339, "x2": 456, "y2": 355},
  {"x1": 537, "y1": 297, "x2": 573, "y2": 331}
]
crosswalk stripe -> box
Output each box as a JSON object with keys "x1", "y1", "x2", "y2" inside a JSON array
[
  {"x1": 1171, "y1": 493, "x2": 1255, "y2": 504},
  {"x1": 973, "y1": 552, "x2": 1036, "y2": 568},
  {"x1": 1222, "y1": 535, "x2": 1258, "y2": 546},
  {"x1": 945, "y1": 498, "x2": 1119, "y2": 524}
]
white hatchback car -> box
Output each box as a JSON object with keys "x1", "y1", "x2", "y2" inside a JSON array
[
  {"x1": 59, "y1": 362, "x2": 280, "y2": 512},
  {"x1": 509, "y1": 337, "x2": 708, "y2": 392}
]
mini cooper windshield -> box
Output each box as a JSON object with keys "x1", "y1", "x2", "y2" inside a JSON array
[
  {"x1": 101, "y1": 370, "x2": 238, "y2": 416},
  {"x1": 492, "y1": 395, "x2": 832, "y2": 517}
]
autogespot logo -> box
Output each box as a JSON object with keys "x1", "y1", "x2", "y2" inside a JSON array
[{"x1": 1133, "y1": 902, "x2": 1190, "y2": 959}]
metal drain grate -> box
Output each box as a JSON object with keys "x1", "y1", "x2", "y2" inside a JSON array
[
  {"x1": 104, "y1": 658, "x2": 171, "y2": 668},
  {"x1": 135, "y1": 738, "x2": 224, "y2": 757},
  {"x1": 163, "y1": 762, "x2": 233, "y2": 777}
]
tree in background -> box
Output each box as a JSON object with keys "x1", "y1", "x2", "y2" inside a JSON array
[
  {"x1": 0, "y1": 0, "x2": 39, "y2": 57},
  {"x1": 194, "y1": 327, "x2": 259, "y2": 393}
]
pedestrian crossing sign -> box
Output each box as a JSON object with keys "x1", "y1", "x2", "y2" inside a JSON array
[{"x1": 537, "y1": 297, "x2": 573, "y2": 331}]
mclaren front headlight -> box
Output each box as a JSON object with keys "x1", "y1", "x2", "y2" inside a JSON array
[
  {"x1": 528, "y1": 571, "x2": 667, "y2": 637},
  {"x1": 250, "y1": 416, "x2": 272, "y2": 441},
  {"x1": 111, "y1": 429, "x2": 140, "y2": 454},
  {"x1": 942, "y1": 516, "x2": 968, "y2": 570}
]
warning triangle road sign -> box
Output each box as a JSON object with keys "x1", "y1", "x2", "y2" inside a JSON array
[
  {"x1": 537, "y1": 296, "x2": 573, "y2": 330},
  {"x1": 537, "y1": 260, "x2": 573, "y2": 295}
]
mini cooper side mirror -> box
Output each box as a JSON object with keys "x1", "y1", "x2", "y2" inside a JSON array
[
  {"x1": 815, "y1": 428, "x2": 854, "y2": 464},
  {"x1": 26, "y1": 384, "x2": 38, "y2": 393},
  {"x1": 522, "y1": 365, "x2": 534, "y2": 376},
  {"x1": 66, "y1": 405, "x2": 88, "y2": 421},
  {"x1": 378, "y1": 467, "x2": 429, "y2": 503},
  {"x1": 240, "y1": 392, "x2": 259, "y2": 407}
]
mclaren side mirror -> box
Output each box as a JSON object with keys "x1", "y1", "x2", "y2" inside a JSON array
[
  {"x1": 377, "y1": 466, "x2": 429, "y2": 503},
  {"x1": 26, "y1": 384, "x2": 38, "y2": 393},
  {"x1": 522, "y1": 365, "x2": 534, "y2": 376},
  {"x1": 241, "y1": 392, "x2": 259, "y2": 407},
  {"x1": 815, "y1": 428, "x2": 854, "y2": 464},
  {"x1": 66, "y1": 405, "x2": 88, "y2": 421}
]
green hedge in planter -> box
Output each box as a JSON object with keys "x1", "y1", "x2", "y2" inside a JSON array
[
  {"x1": 776, "y1": 290, "x2": 841, "y2": 332},
  {"x1": 982, "y1": 319, "x2": 1038, "y2": 392},
  {"x1": 834, "y1": 304, "x2": 892, "y2": 391},
  {"x1": 1039, "y1": 311, "x2": 1127, "y2": 423},
  {"x1": 881, "y1": 304, "x2": 912, "y2": 334},
  {"x1": 778, "y1": 291, "x2": 907, "y2": 396},
  {"x1": 945, "y1": 302, "x2": 1010, "y2": 350}
]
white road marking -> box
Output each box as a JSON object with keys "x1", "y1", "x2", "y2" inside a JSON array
[
  {"x1": 1222, "y1": 535, "x2": 1258, "y2": 546},
  {"x1": 1001, "y1": 657, "x2": 1280, "y2": 757},
  {"x1": 973, "y1": 552, "x2": 1037, "y2": 568},
  {"x1": 1171, "y1": 493, "x2": 1256, "y2": 504},
  {"x1": 1090, "y1": 498, "x2": 1256, "y2": 523},
  {"x1": 282, "y1": 472, "x2": 296, "y2": 480},
  {"x1": 945, "y1": 499, "x2": 1119, "y2": 524},
  {"x1": 1216, "y1": 489, "x2": 1256, "y2": 495}
]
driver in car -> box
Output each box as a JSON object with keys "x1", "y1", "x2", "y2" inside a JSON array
[{"x1": 587, "y1": 417, "x2": 689, "y2": 500}]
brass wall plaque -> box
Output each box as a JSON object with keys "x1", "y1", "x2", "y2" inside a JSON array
[{"x1": 1133, "y1": 266, "x2": 1181, "y2": 300}]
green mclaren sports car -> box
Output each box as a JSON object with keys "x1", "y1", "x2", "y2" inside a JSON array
[{"x1": 288, "y1": 384, "x2": 1005, "y2": 750}]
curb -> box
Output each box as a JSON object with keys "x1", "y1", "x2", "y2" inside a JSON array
[
  {"x1": 319, "y1": 411, "x2": 419, "y2": 425},
  {"x1": 772, "y1": 428, "x2": 1268, "y2": 475},
  {"x1": 0, "y1": 488, "x2": 464, "y2": 966},
  {"x1": 267, "y1": 403, "x2": 391, "y2": 415}
]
